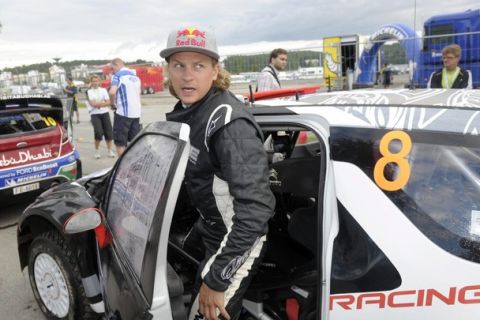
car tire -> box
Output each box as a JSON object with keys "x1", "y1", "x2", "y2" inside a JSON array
[
  {"x1": 28, "y1": 230, "x2": 98, "y2": 320},
  {"x1": 148, "y1": 87, "x2": 155, "y2": 94},
  {"x1": 142, "y1": 88, "x2": 148, "y2": 95}
]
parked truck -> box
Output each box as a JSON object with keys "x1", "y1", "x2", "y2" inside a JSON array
[
  {"x1": 96, "y1": 64, "x2": 164, "y2": 94},
  {"x1": 415, "y1": 9, "x2": 480, "y2": 88}
]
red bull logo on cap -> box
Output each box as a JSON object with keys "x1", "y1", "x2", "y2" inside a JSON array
[{"x1": 176, "y1": 27, "x2": 206, "y2": 48}]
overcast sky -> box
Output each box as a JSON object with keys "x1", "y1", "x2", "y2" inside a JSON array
[{"x1": 0, "y1": 0, "x2": 478, "y2": 68}]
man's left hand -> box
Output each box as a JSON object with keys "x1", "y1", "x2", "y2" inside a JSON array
[{"x1": 198, "y1": 282, "x2": 230, "y2": 320}]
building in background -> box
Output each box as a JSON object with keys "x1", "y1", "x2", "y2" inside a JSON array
[
  {"x1": 49, "y1": 65, "x2": 66, "y2": 86},
  {"x1": 71, "y1": 64, "x2": 99, "y2": 80},
  {"x1": 26, "y1": 70, "x2": 49, "y2": 88},
  {"x1": 0, "y1": 71, "x2": 13, "y2": 87}
]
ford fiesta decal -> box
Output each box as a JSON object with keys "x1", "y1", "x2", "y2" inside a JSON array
[{"x1": 0, "y1": 153, "x2": 75, "y2": 189}]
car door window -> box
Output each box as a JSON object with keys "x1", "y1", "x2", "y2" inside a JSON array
[
  {"x1": 331, "y1": 127, "x2": 480, "y2": 264},
  {"x1": 106, "y1": 134, "x2": 178, "y2": 278},
  {"x1": 402, "y1": 142, "x2": 480, "y2": 263}
]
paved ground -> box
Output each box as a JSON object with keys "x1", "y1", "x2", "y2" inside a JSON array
[{"x1": 0, "y1": 202, "x2": 41, "y2": 320}]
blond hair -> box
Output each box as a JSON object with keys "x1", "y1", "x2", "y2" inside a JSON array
[
  {"x1": 442, "y1": 44, "x2": 461, "y2": 58},
  {"x1": 166, "y1": 59, "x2": 231, "y2": 99}
]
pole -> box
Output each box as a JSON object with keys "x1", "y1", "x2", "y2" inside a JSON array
[
  {"x1": 248, "y1": 84, "x2": 255, "y2": 103},
  {"x1": 410, "y1": 0, "x2": 417, "y2": 89}
]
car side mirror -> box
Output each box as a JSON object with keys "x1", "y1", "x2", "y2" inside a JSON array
[{"x1": 64, "y1": 208, "x2": 103, "y2": 234}]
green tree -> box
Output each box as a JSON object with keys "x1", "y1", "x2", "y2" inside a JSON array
[
  {"x1": 383, "y1": 43, "x2": 408, "y2": 64},
  {"x1": 223, "y1": 51, "x2": 323, "y2": 74}
]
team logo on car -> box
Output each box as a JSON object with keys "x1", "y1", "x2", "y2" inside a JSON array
[{"x1": 0, "y1": 148, "x2": 52, "y2": 167}]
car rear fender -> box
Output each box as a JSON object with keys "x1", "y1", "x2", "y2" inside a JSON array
[
  {"x1": 17, "y1": 181, "x2": 99, "y2": 275},
  {"x1": 17, "y1": 215, "x2": 102, "y2": 313}
]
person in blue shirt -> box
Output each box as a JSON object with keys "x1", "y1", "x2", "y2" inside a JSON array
[{"x1": 108, "y1": 58, "x2": 142, "y2": 156}]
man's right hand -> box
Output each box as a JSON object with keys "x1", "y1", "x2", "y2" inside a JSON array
[{"x1": 198, "y1": 282, "x2": 230, "y2": 320}]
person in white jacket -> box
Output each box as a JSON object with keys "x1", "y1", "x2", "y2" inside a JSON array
[
  {"x1": 86, "y1": 75, "x2": 115, "y2": 159},
  {"x1": 256, "y1": 48, "x2": 288, "y2": 92}
]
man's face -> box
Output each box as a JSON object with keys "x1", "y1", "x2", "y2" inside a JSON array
[
  {"x1": 272, "y1": 54, "x2": 288, "y2": 71},
  {"x1": 111, "y1": 63, "x2": 120, "y2": 74},
  {"x1": 167, "y1": 51, "x2": 219, "y2": 105},
  {"x1": 442, "y1": 53, "x2": 459, "y2": 70}
]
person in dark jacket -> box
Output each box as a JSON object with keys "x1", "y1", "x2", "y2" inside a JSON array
[
  {"x1": 427, "y1": 44, "x2": 472, "y2": 89},
  {"x1": 160, "y1": 26, "x2": 275, "y2": 320},
  {"x1": 381, "y1": 63, "x2": 392, "y2": 88},
  {"x1": 64, "y1": 77, "x2": 80, "y2": 123}
]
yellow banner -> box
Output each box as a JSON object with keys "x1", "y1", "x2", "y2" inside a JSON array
[{"x1": 323, "y1": 37, "x2": 341, "y2": 87}]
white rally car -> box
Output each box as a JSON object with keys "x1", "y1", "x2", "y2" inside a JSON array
[{"x1": 17, "y1": 89, "x2": 480, "y2": 320}]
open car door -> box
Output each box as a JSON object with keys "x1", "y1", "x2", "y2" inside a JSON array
[{"x1": 98, "y1": 121, "x2": 190, "y2": 320}]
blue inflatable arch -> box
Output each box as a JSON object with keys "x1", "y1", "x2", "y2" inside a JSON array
[{"x1": 357, "y1": 23, "x2": 421, "y2": 85}]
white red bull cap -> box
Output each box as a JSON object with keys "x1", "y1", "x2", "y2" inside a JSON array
[{"x1": 160, "y1": 26, "x2": 219, "y2": 61}]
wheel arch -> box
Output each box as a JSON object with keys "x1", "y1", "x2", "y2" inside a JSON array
[
  {"x1": 18, "y1": 214, "x2": 98, "y2": 278},
  {"x1": 18, "y1": 215, "x2": 59, "y2": 270}
]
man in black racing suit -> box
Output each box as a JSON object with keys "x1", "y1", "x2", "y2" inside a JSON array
[{"x1": 161, "y1": 26, "x2": 275, "y2": 320}]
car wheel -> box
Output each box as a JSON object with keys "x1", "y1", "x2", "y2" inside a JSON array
[
  {"x1": 142, "y1": 88, "x2": 148, "y2": 95},
  {"x1": 28, "y1": 230, "x2": 98, "y2": 320},
  {"x1": 148, "y1": 87, "x2": 155, "y2": 94}
]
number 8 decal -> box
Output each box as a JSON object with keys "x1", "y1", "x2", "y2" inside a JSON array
[{"x1": 374, "y1": 130, "x2": 412, "y2": 191}]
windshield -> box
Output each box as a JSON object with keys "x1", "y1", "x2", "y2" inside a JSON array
[
  {"x1": 0, "y1": 112, "x2": 53, "y2": 135},
  {"x1": 425, "y1": 24, "x2": 455, "y2": 48}
]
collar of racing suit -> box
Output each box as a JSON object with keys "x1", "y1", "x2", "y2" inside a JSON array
[{"x1": 166, "y1": 87, "x2": 221, "y2": 122}]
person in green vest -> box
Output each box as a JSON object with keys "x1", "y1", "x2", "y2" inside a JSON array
[{"x1": 427, "y1": 44, "x2": 472, "y2": 89}]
